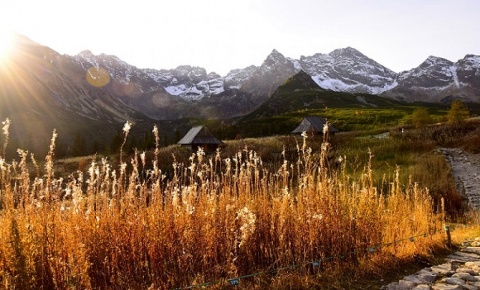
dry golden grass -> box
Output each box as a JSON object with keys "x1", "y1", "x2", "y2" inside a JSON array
[
  {"x1": 449, "y1": 211, "x2": 480, "y2": 246},
  {"x1": 0, "y1": 121, "x2": 448, "y2": 289}
]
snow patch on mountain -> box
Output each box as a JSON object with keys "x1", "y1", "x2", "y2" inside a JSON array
[
  {"x1": 206, "y1": 78, "x2": 225, "y2": 95},
  {"x1": 382, "y1": 80, "x2": 399, "y2": 92},
  {"x1": 290, "y1": 58, "x2": 303, "y2": 71},
  {"x1": 312, "y1": 74, "x2": 396, "y2": 94},
  {"x1": 450, "y1": 66, "x2": 460, "y2": 88},
  {"x1": 145, "y1": 70, "x2": 175, "y2": 83},
  {"x1": 165, "y1": 84, "x2": 187, "y2": 96},
  {"x1": 223, "y1": 66, "x2": 256, "y2": 89},
  {"x1": 312, "y1": 75, "x2": 352, "y2": 92}
]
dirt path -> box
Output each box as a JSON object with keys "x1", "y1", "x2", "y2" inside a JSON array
[{"x1": 438, "y1": 148, "x2": 480, "y2": 210}]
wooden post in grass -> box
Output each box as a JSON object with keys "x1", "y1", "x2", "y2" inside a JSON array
[{"x1": 445, "y1": 225, "x2": 452, "y2": 248}]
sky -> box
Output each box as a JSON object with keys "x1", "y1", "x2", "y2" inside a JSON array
[{"x1": 1, "y1": 0, "x2": 479, "y2": 76}]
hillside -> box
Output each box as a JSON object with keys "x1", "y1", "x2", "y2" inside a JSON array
[
  {"x1": 245, "y1": 70, "x2": 406, "y2": 119},
  {"x1": 235, "y1": 71, "x2": 420, "y2": 137}
]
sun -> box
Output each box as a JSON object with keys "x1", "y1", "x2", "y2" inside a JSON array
[{"x1": 0, "y1": 28, "x2": 14, "y2": 62}]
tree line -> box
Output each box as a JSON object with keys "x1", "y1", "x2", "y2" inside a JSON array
[{"x1": 1, "y1": 100, "x2": 473, "y2": 159}]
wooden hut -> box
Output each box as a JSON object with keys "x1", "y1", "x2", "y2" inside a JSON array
[
  {"x1": 291, "y1": 116, "x2": 338, "y2": 137},
  {"x1": 177, "y1": 125, "x2": 223, "y2": 152}
]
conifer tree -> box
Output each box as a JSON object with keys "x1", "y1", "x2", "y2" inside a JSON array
[
  {"x1": 412, "y1": 108, "x2": 432, "y2": 128},
  {"x1": 447, "y1": 100, "x2": 470, "y2": 123}
]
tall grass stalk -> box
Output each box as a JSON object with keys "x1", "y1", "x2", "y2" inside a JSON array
[
  {"x1": 2, "y1": 118, "x2": 10, "y2": 159},
  {"x1": 0, "y1": 121, "x2": 445, "y2": 289}
]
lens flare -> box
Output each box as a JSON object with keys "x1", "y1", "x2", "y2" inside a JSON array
[
  {"x1": 86, "y1": 66, "x2": 110, "y2": 87},
  {"x1": 112, "y1": 79, "x2": 140, "y2": 97}
]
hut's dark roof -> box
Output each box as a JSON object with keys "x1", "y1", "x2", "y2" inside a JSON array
[
  {"x1": 291, "y1": 116, "x2": 338, "y2": 134},
  {"x1": 177, "y1": 125, "x2": 223, "y2": 145}
]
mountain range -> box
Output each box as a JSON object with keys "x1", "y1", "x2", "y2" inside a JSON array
[
  {"x1": 73, "y1": 47, "x2": 480, "y2": 120},
  {"x1": 0, "y1": 33, "x2": 479, "y2": 154}
]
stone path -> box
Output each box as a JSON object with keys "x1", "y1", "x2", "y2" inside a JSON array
[
  {"x1": 438, "y1": 148, "x2": 480, "y2": 209},
  {"x1": 383, "y1": 148, "x2": 480, "y2": 289},
  {"x1": 383, "y1": 241, "x2": 480, "y2": 290}
]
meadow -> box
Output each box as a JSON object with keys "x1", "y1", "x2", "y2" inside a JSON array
[{"x1": 1, "y1": 117, "x2": 479, "y2": 289}]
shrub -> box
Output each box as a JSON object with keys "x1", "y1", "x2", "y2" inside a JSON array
[{"x1": 412, "y1": 108, "x2": 433, "y2": 128}]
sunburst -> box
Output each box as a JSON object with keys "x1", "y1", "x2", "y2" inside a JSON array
[{"x1": 0, "y1": 29, "x2": 14, "y2": 63}]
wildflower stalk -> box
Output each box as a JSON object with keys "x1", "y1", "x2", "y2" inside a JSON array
[
  {"x1": 45, "y1": 129, "x2": 57, "y2": 203},
  {"x1": 118, "y1": 121, "x2": 132, "y2": 197},
  {"x1": 2, "y1": 118, "x2": 10, "y2": 159},
  {"x1": 153, "y1": 125, "x2": 160, "y2": 177},
  {"x1": 120, "y1": 121, "x2": 132, "y2": 165}
]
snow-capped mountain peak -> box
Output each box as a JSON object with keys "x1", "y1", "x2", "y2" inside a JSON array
[
  {"x1": 68, "y1": 45, "x2": 480, "y2": 118},
  {"x1": 262, "y1": 49, "x2": 292, "y2": 69},
  {"x1": 420, "y1": 56, "x2": 454, "y2": 68},
  {"x1": 298, "y1": 47, "x2": 397, "y2": 94},
  {"x1": 329, "y1": 46, "x2": 364, "y2": 58},
  {"x1": 384, "y1": 54, "x2": 480, "y2": 102}
]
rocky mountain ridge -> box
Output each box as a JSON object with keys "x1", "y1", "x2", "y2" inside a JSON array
[
  {"x1": 1, "y1": 33, "x2": 480, "y2": 124},
  {"x1": 69, "y1": 46, "x2": 480, "y2": 119},
  {"x1": 385, "y1": 55, "x2": 480, "y2": 103},
  {"x1": 295, "y1": 47, "x2": 398, "y2": 94}
]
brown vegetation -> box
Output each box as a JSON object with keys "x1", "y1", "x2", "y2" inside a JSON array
[{"x1": 0, "y1": 119, "x2": 455, "y2": 289}]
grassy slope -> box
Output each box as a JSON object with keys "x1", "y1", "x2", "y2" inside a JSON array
[{"x1": 232, "y1": 71, "x2": 480, "y2": 138}]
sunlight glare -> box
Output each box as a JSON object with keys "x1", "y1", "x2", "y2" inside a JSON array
[{"x1": 0, "y1": 28, "x2": 14, "y2": 62}]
